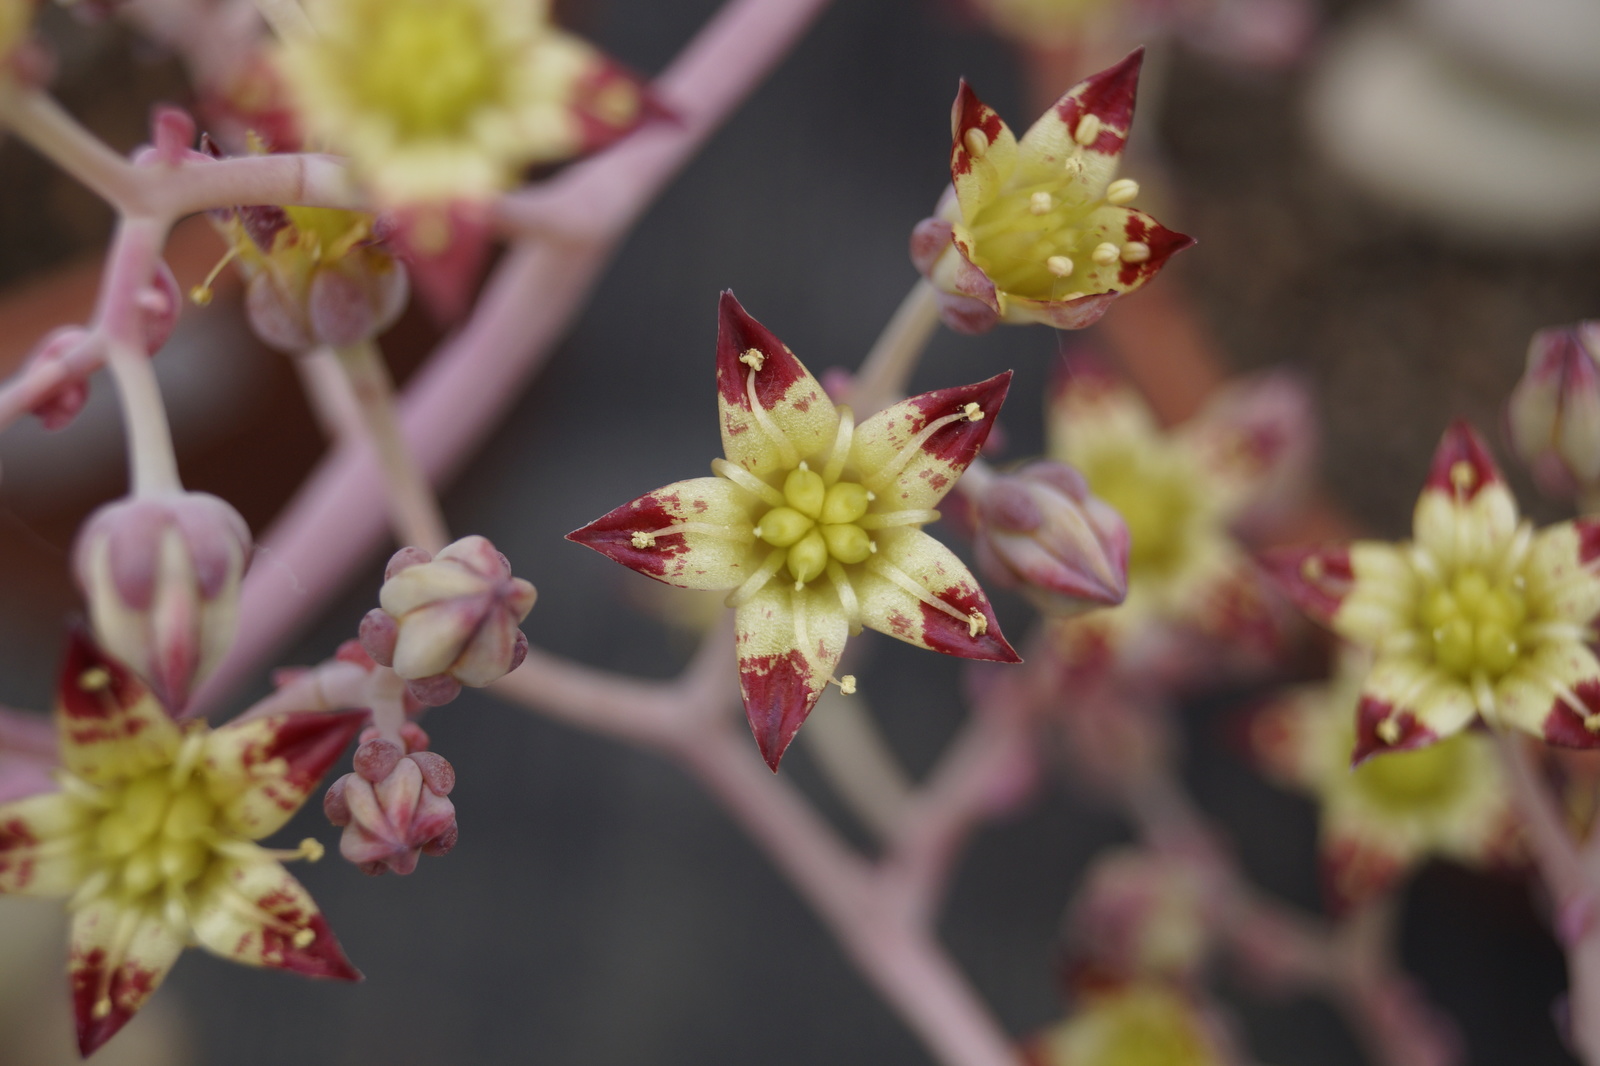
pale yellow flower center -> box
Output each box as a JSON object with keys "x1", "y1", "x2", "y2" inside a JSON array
[
  {"x1": 1078, "y1": 446, "x2": 1198, "y2": 583},
  {"x1": 1041, "y1": 990, "x2": 1215, "y2": 1066},
  {"x1": 347, "y1": 1, "x2": 508, "y2": 138},
  {"x1": 1416, "y1": 568, "x2": 1528, "y2": 681},
  {"x1": 83, "y1": 764, "x2": 221, "y2": 905},
  {"x1": 1351, "y1": 732, "x2": 1473, "y2": 813},
  {"x1": 965, "y1": 175, "x2": 1145, "y2": 301},
  {"x1": 754, "y1": 464, "x2": 875, "y2": 588}
]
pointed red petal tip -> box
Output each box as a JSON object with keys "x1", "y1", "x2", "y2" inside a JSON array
[
  {"x1": 922, "y1": 590, "x2": 1021, "y2": 664},
  {"x1": 571, "y1": 58, "x2": 673, "y2": 155},
  {"x1": 566, "y1": 489, "x2": 693, "y2": 582},
  {"x1": 73, "y1": 967, "x2": 143, "y2": 1056},
  {"x1": 739, "y1": 650, "x2": 818, "y2": 771},
  {"x1": 1053, "y1": 47, "x2": 1144, "y2": 154},
  {"x1": 1543, "y1": 680, "x2": 1600, "y2": 749},
  {"x1": 1257, "y1": 545, "x2": 1353, "y2": 626},
  {"x1": 1116, "y1": 214, "x2": 1196, "y2": 288},
  {"x1": 906, "y1": 370, "x2": 1012, "y2": 469},
  {"x1": 714, "y1": 291, "x2": 809, "y2": 411},
  {"x1": 949, "y1": 79, "x2": 1004, "y2": 178},
  {"x1": 1350, "y1": 697, "x2": 1435, "y2": 766},
  {"x1": 1423, "y1": 420, "x2": 1503, "y2": 501},
  {"x1": 1574, "y1": 517, "x2": 1600, "y2": 567},
  {"x1": 57, "y1": 627, "x2": 150, "y2": 723},
  {"x1": 253, "y1": 710, "x2": 370, "y2": 790},
  {"x1": 275, "y1": 913, "x2": 363, "y2": 981}
]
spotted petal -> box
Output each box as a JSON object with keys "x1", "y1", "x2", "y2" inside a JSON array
[
  {"x1": 852, "y1": 372, "x2": 1011, "y2": 511},
  {"x1": 190, "y1": 856, "x2": 361, "y2": 980},
  {"x1": 734, "y1": 583, "x2": 849, "y2": 770},
  {"x1": 949, "y1": 80, "x2": 1018, "y2": 228},
  {"x1": 567, "y1": 476, "x2": 758, "y2": 590},
  {"x1": 0, "y1": 791, "x2": 87, "y2": 895},
  {"x1": 1526, "y1": 517, "x2": 1600, "y2": 626},
  {"x1": 1496, "y1": 640, "x2": 1600, "y2": 749},
  {"x1": 55, "y1": 631, "x2": 180, "y2": 787},
  {"x1": 1258, "y1": 545, "x2": 1356, "y2": 627},
  {"x1": 1350, "y1": 658, "x2": 1473, "y2": 764},
  {"x1": 69, "y1": 899, "x2": 185, "y2": 1056},
  {"x1": 856, "y1": 529, "x2": 1019, "y2": 662},
  {"x1": 715, "y1": 292, "x2": 840, "y2": 479},
  {"x1": 1331, "y1": 541, "x2": 1419, "y2": 645},
  {"x1": 544, "y1": 32, "x2": 663, "y2": 159},
  {"x1": 1412, "y1": 422, "x2": 1519, "y2": 569},
  {"x1": 1177, "y1": 371, "x2": 1316, "y2": 521},
  {"x1": 203, "y1": 711, "x2": 369, "y2": 840},
  {"x1": 1014, "y1": 49, "x2": 1143, "y2": 198}
]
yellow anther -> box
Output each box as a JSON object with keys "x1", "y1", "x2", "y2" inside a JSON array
[
  {"x1": 79, "y1": 667, "x2": 112, "y2": 692},
  {"x1": 963, "y1": 402, "x2": 984, "y2": 421},
  {"x1": 1073, "y1": 113, "x2": 1102, "y2": 146},
  {"x1": 963, "y1": 128, "x2": 989, "y2": 157},
  {"x1": 1106, "y1": 178, "x2": 1140, "y2": 204},
  {"x1": 1046, "y1": 255, "x2": 1074, "y2": 278},
  {"x1": 1062, "y1": 157, "x2": 1084, "y2": 176},
  {"x1": 630, "y1": 531, "x2": 657, "y2": 549},
  {"x1": 299, "y1": 838, "x2": 326, "y2": 863},
  {"x1": 967, "y1": 611, "x2": 987, "y2": 637},
  {"x1": 1029, "y1": 191, "x2": 1054, "y2": 215},
  {"x1": 1587, "y1": 715, "x2": 1600, "y2": 734},
  {"x1": 1092, "y1": 242, "x2": 1121, "y2": 266},
  {"x1": 1301, "y1": 556, "x2": 1324, "y2": 581},
  {"x1": 189, "y1": 246, "x2": 240, "y2": 307},
  {"x1": 93, "y1": 997, "x2": 113, "y2": 1020},
  {"x1": 836, "y1": 675, "x2": 857, "y2": 695},
  {"x1": 293, "y1": 928, "x2": 317, "y2": 948},
  {"x1": 739, "y1": 348, "x2": 766, "y2": 371},
  {"x1": 1120, "y1": 241, "x2": 1151, "y2": 264},
  {"x1": 1376, "y1": 718, "x2": 1401, "y2": 744},
  {"x1": 189, "y1": 285, "x2": 215, "y2": 307},
  {"x1": 1063, "y1": 291, "x2": 1087, "y2": 301},
  {"x1": 1449, "y1": 460, "x2": 1476, "y2": 493}
]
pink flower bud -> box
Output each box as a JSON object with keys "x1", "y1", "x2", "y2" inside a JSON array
[
  {"x1": 1064, "y1": 849, "x2": 1213, "y2": 986},
  {"x1": 139, "y1": 259, "x2": 182, "y2": 354},
  {"x1": 373, "y1": 536, "x2": 537, "y2": 702},
  {"x1": 71, "y1": 492, "x2": 252, "y2": 710},
  {"x1": 973, "y1": 461, "x2": 1129, "y2": 616},
  {"x1": 1507, "y1": 322, "x2": 1600, "y2": 499},
  {"x1": 23, "y1": 327, "x2": 97, "y2": 430},
  {"x1": 327, "y1": 746, "x2": 457, "y2": 876}
]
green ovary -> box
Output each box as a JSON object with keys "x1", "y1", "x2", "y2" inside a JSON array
[
  {"x1": 1079, "y1": 447, "x2": 1197, "y2": 583},
  {"x1": 1352, "y1": 733, "x2": 1471, "y2": 813},
  {"x1": 88, "y1": 769, "x2": 220, "y2": 903},
  {"x1": 348, "y1": 2, "x2": 506, "y2": 137},
  {"x1": 966, "y1": 181, "x2": 1106, "y2": 299},
  {"x1": 755, "y1": 467, "x2": 874, "y2": 586},
  {"x1": 1417, "y1": 569, "x2": 1529, "y2": 681}
]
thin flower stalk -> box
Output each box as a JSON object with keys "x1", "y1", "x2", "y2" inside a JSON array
[{"x1": 848, "y1": 277, "x2": 943, "y2": 413}]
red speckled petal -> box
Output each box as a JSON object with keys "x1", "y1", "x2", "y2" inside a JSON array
[
  {"x1": 559, "y1": 36, "x2": 668, "y2": 157},
  {"x1": 69, "y1": 899, "x2": 184, "y2": 1056},
  {"x1": 856, "y1": 530, "x2": 1019, "y2": 663},
  {"x1": 948, "y1": 80, "x2": 1018, "y2": 228},
  {"x1": 1525, "y1": 518, "x2": 1600, "y2": 626},
  {"x1": 0, "y1": 791, "x2": 86, "y2": 895},
  {"x1": 735, "y1": 583, "x2": 848, "y2": 771},
  {"x1": 204, "y1": 710, "x2": 369, "y2": 840},
  {"x1": 567, "y1": 476, "x2": 758, "y2": 590},
  {"x1": 54, "y1": 631, "x2": 180, "y2": 787},
  {"x1": 190, "y1": 857, "x2": 361, "y2": 980},
  {"x1": 1495, "y1": 641, "x2": 1600, "y2": 748},
  {"x1": 1258, "y1": 545, "x2": 1356, "y2": 627},
  {"x1": 852, "y1": 372, "x2": 1012, "y2": 511},
  {"x1": 1015, "y1": 48, "x2": 1144, "y2": 196},
  {"x1": 715, "y1": 292, "x2": 840, "y2": 480}
]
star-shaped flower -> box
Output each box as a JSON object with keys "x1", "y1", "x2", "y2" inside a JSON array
[
  {"x1": 1266, "y1": 422, "x2": 1600, "y2": 759},
  {"x1": 911, "y1": 50, "x2": 1194, "y2": 333},
  {"x1": 569, "y1": 293, "x2": 1020, "y2": 769},
  {"x1": 1247, "y1": 648, "x2": 1518, "y2": 911},
  {"x1": 0, "y1": 633, "x2": 366, "y2": 1056}
]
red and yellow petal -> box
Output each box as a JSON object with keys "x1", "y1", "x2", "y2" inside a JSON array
[
  {"x1": 1349, "y1": 658, "x2": 1473, "y2": 764},
  {"x1": 1527, "y1": 517, "x2": 1600, "y2": 626},
  {"x1": 734, "y1": 583, "x2": 849, "y2": 770},
  {"x1": 1046, "y1": 353, "x2": 1159, "y2": 462},
  {"x1": 555, "y1": 35, "x2": 664, "y2": 158},
  {"x1": 1331, "y1": 542, "x2": 1419, "y2": 645},
  {"x1": 715, "y1": 292, "x2": 840, "y2": 480},
  {"x1": 1412, "y1": 423, "x2": 1519, "y2": 567},
  {"x1": 54, "y1": 631, "x2": 180, "y2": 787},
  {"x1": 190, "y1": 857, "x2": 361, "y2": 980},
  {"x1": 1258, "y1": 544, "x2": 1356, "y2": 627},
  {"x1": 1177, "y1": 372, "x2": 1316, "y2": 520},
  {"x1": 0, "y1": 791, "x2": 86, "y2": 895},
  {"x1": 203, "y1": 710, "x2": 369, "y2": 840},
  {"x1": 567, "y1": 477, "x2": 758, "y2": 590},
  {"x1": 1014, "y1": 48, "x2": 1143, "y2": 198},
  {"x1": 851, "y1": 372, "x2": 1011, "y2": 511},
  {"x1": 69, "y1": 900, "x2": 185, "y2": 1056},
  {"x1": 855, "y1": 530, "x2": 1019, "y2": 663},
  {"x1": 949, "y1": 80, "x2": 1018, "y2": 228},
  {"x1": 1496, "y1": 640, "x2": 1600, "y2": 749}
]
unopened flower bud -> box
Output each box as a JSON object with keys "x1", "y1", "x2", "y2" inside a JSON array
[
  {"x1": 1064, "y1": 849, "x2": 1213, "y2": 985},
  {"x1": 23, "y1": 327, "x2": 96, "y2": 430},
  {"x1": 364, "y1": 536, "x2": 537, "y2": 704},
  {"x1": 1507, "y1": 322, "x2": 1600, "y2": 499},
  {"x1": 71, "y1": 492, "x2": 251, "y2": 709},
  {"x1": 973, "y1": 461, "x2": 1129, "y2": 616},
  {"x1": 326, "y1": 737, "x2": 457, "y2": 876}
]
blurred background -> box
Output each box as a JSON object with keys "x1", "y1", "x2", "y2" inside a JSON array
[{"x1": 0, "y1": 0, "x2": 1598, "y2": 1062}]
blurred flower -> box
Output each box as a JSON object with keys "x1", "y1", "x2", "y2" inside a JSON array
[
  {"x1": 0, "y1": 0, "x2": 34, "y2": 70},
  {"x1": 972, "y1": 459, "x2": 1129, "y2": 616},
  {"x1": 1023, "y1": 984, "x2": 1237, "y2": 1066},
  {"x1": 1064, "y1": 849, "x2": 1213, "y2": 986},
  {"x1": 1265, "y1": 422, "x2": 1600, "y2": 759},
  {"x1": 274, "y1": 0, "x2": 655, "y2": 205},
  {"x1": 0, "y1": 633, "x2": 363, "y2": 1056},
  {"x1": 910, "y1": 51, "x2": 1193, "y2": 333},
  {"x1": 361, "y1": 536, "x2": 537, "y2": 705},
  {"x1": 1045, "y1": 355, "x2": 1310, "y2": 684},
  {"x1": 73, "y1": 492, "x2": 252, "y2": 712},
  {"x1": 324, "y1": 729, "x2": 456, "y2": 876},
  {"x1": 1506, "y1": 321, "x2": 1600, "y2": 502},
  {"x1": 569, "y1": 292, "x2": 1019, "y2": 769},
  {"x1": 1248, "y1": 648, "x2": 1519, "y2": 911}
]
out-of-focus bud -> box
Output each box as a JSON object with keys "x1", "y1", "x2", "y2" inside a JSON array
[
  {"x1": 359, "y1": 536, "x2": 537, "y2": 706},
  {"x1": 71, "y1": 492, "x2": 252, "y2": 710},
  {"x1": 22, "y1": 327, "x2": 96, "y2": 430},
  {"x1": 973, "y1": 461, "x2": 1130, "y2": 616},
  {"x1": 1506, "y1": 322, "x2": 1600, "y2": 500},
  {"x1": 139, "y1": 259, "x2": 182, "y2": 354},
  {"x1": 324, "y1": 727, "x2": 456, "y2": 876},
  {"x1": 1063, "y1": 849, "x2": 1213, "y2": 987}
]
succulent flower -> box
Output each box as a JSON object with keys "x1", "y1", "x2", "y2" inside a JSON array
[
  {"x1": 0, "y1": 633, "x2": 364, "y2": 1056},
  {"x1": 72, "y1": 492, "x2": 253, "y2": 712},
  {"x1": 360, "y1": 537, "x2": 537, "y2": 705},
  {"x1": 1045, "y1": 356, "x2": 1309, "y2": 682},
  {"x1": 1265, "y1": 422, "x2": 1600, "y2": 759},
  {"x1": 324, "y1": 730, "x2": 456, "y2": 876},
  {"x1": 1247, "y1": 648, "x2": 1518, "y2": 911},
  {"x1": 1506, "y1": 321, "x2": 1600, "y2": 502},
  {"x1": 569, "y1": 293, "x2": 1019, "y2": 769},
  {"x1": 971, "y1": 459, "x2": 1130, "y2": 616},
  {"x1": 910, "y1": 51, "x2": 1193, "y2": 334},
  {"x1": 1023, "y1": 984, "x2": 1236, "y2": 1066},
  {"x1": 274, "y1": 0, "x2": 655, "y2": 205}
]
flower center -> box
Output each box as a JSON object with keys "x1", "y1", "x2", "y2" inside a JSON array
[
  {"x1": 1417, "y1": 568, "x2": 1528, "y2": 681},
  {"x1": 1079, "y1": 446, "x2": 1197, "y2": 583},
  {"x1": 965, "y1": 174, "x2": 1146, "y2": 301},
  {"x1": 1351, "y1": 733, "x2": 1472, "y2": 812},
  {"x1": 85, "y1": 765, "x2": 221, "y2": 905},
  {"x1": 347, "y1": 1, "x2": 507, "y2": 138},
  {"x1": 754, "y1": 463, "x2": 875, "y2": 588}
]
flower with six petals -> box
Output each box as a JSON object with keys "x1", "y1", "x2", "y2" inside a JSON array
[
  {"x1": 910, "y1": 51, "x2": 1193, "y2": 334},
  {"x1": 569, "y1": 293, "x2": 1020, "y2": 769},
  {"x1": 0, "y1": 633, "x2": 364, "y2": 1056}
]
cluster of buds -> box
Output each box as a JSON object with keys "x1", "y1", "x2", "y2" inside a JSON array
[
  {"x1": 72, "y1": 491, "x2": 252, "y2": 710},
  {"x1": 324, "y1": 725, "x2": 457, "y2": 876},
  {"x1": 1506, "y1": 321, "x2": 1600, "y2": 502},
  {"x1": 360, "y1": 536, "x2": 537, "y2": 705},
  {"x1": 971, "y1": 460, "x2": 1129, "y2": 617}
]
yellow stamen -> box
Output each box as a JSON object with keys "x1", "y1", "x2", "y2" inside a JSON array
[
  {"x1": 963, "y1": 402, "x2": 984, "y2": 421},
  {"x1": 1074, "y1": 114, "x2": 1102, "y2": 146},
  {"x1": 1046, "y1": 255, "x2": 1074, "y2": 278},
  {"x1": 631, "y1": 531, "x2": 656, "y2": 549},
  {"x1": 967, "y1": 611, "x2": 987, "y2": 637},
  {"x1": 1092, "y1": 242, "x2": 1121, "y2": 266},
  {"x1": 1120, "y1": 242, "x2": 1151, "y2": 264},
  {"x1": 739, "y1": 348, "x2": 765, "y2": 372},
  {"x1": 963, "y1": 128, "x2": 988, "y2": 156},
  {"x1": 1106, "y1": 178, "x2": 1140, "y2": 204},
  {"x1": 189, "y1": 246, "x2": 240, "y2": 307},
  {"x1": 1029, "y1": 191, "x2": 1054, "y2": 215}
]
